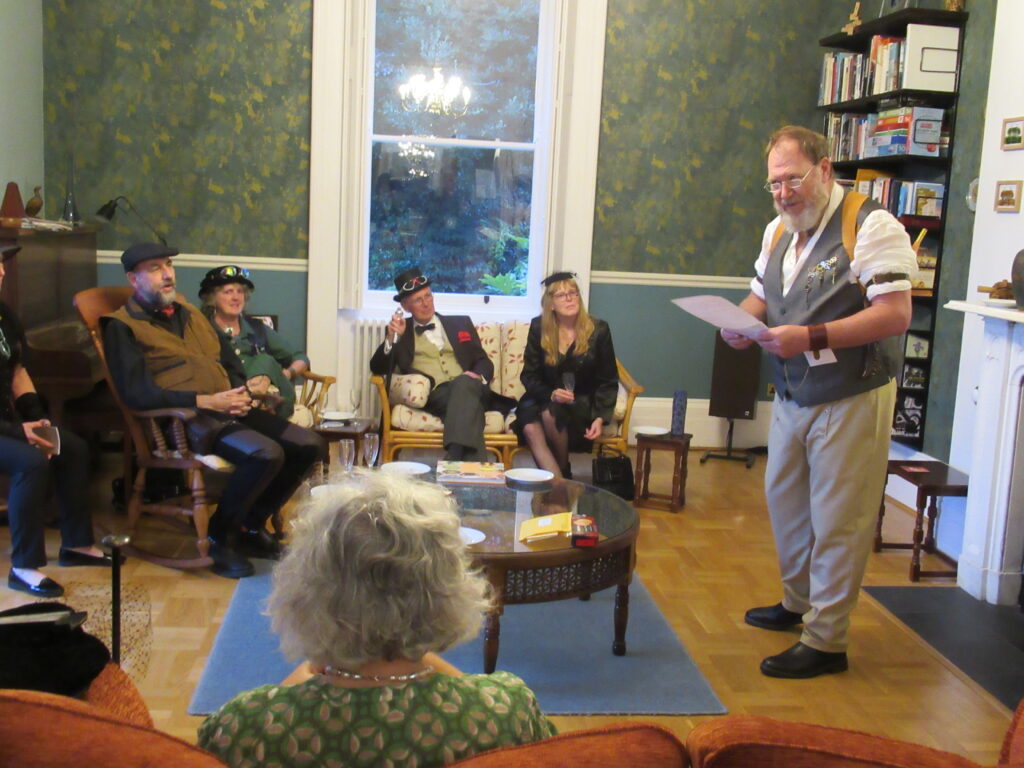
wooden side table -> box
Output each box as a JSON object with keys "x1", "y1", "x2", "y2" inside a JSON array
[
  {"x1": 633, "y1": 433, "x2": 691, "y2": 512},
  {"x1": 875, "y1": 459, "x2": 967, "y2": 581}
]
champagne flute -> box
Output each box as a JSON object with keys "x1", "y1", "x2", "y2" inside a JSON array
[
  {"x1": 338, "y1": 439, "x2": 355, "y2": 473},
  {"x1": 362, "y1": 433, "x2": 380, "y2": 468},
  {"x1": 349, "y1": 388, "x2": 362, "y2": 417},
  {"x1": 562, "y1": 371, "x2": 575, "y2": 395}
]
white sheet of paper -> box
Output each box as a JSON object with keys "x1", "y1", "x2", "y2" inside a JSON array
[
  {"x1": 672, "y1": 295, "x2": 769, "y2": 339},
  {"x1": 804, "y1": 348, "x2": 838, "y2": 366}
]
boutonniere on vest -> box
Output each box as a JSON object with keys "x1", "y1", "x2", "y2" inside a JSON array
[
  {"x1": 457, "y1": 331, "x2": 471, "y2": 343},
  {"x1": 805, "y1": 255, "x2": 839, "y2": 305}
]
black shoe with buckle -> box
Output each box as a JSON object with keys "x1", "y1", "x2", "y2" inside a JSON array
[
  {"x1": 760, "y1": 641, "x2": 848, "y2": 679},
  {"x1": 238, "y1": 528, "x2": 283, "y2": 560},
  {"x1": 58, "y1": 548, "x2": 123, "y2": 567},
  {"x1": 8, "y1": 569, "x2": 65, "y2": 598},
  {"x1": 744, "y1": 602, "x2": 804, "y2": 631},
  {"x1": 208, "y1": 536, "x2": 255, "y2": 579}
]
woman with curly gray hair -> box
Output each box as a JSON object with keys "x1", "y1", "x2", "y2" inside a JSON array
[{"x1": 198, "y1": 471, "x2": 555, "y2": 767}]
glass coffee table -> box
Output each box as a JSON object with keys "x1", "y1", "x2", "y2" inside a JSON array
[{"x1": 448, "y1": 479, "x2": 639, "y2": 673}]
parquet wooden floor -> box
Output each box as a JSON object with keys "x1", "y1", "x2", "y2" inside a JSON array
[{"x1": 0, "y1": 447, "x2": 1013, "y2": 762}]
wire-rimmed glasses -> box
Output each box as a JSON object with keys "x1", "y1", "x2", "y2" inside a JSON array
[{"x1": 763, "y1": 164, "x2": 818, "y2": 194}]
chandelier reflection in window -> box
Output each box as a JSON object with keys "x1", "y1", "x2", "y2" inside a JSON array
[
  {"x1": 398, "y1": 66, "x2": 471, "y2": 117},
  {"x1": 397, "y1": 141, "x2": 436, "y2": 178}
]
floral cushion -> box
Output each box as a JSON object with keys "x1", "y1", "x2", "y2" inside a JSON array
[
  {"x1": 500, "y1": 321, "x2": 530, "y2": 401},
  {"x1": 391, "y1": 405, "x2": 509, "y2": 434},
  {"x1": 388, "y1": 374, "x2": 431, "y2": 408},
  {"x1": 474, "y1": 322, "x2": 503, "y2": 395}
]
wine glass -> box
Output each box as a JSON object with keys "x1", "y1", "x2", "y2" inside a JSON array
[
  {"x1": 337, "y1": 439, "x2": 355, "y2": 473},
  {"x1": 561, "y1": 371, "x2": 575, "y2": 394},
  {"x1": 362, "y1": 433, "x2": 380, "y2": 468},
  {"x1": 349, "y1": 388, "x2": 362, "y2": 417}
]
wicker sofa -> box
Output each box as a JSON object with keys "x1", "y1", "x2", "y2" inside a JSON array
[{"x1": 370, "y1": 319, "x2": 643, "y2": 465}]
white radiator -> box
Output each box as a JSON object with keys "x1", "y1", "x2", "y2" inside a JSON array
[{"x1": 352, "y1": 317, "x2": 390, "y2": 417}]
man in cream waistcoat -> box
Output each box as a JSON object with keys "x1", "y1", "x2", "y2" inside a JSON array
[
  {"x1": 722, "y1": 126, "x2": 916, "y2": 679},
  {"x1": 369, "y1": 267, "x2": 514, "y2": 461}
]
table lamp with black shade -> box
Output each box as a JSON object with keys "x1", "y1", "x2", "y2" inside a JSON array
[{"x1": 94, "y1": 196, "x2": 167, "y2": 246}]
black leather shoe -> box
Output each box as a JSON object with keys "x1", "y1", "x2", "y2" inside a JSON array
[
  {"x1": 238, "y1": 528, "x2": 283, "y2": 560},
  {"x1": 209, "y1": 538, "x2": 255, "y2": 579},
  {"x1": 8, "y1": 569, "x2": 65, "y2": 598},
  {"x1": 58, "y1": 548, "x2": 122, "y2": 567},
  {"x1": 760, "y1": 641, "x2": 848, "y2": 679},
  {"x1": 744, "y1": 602, "x2": 804, "y2": 631}
]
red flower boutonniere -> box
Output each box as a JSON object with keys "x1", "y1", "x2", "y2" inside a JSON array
[{"x1": 457, "y1": 331, "x2": 472, "y2": 343}]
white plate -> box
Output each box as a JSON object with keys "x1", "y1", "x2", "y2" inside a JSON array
[
  {"x1": 380, "y1": 461, "x2": 431, "y2": 476},
  {"x1": 321, "y1": 410, "x2": 354, "y2": 421},
  {"x1": 983, "y1": 298, "x2": 1018, "y2": 308},
  {"x1": 633, "y1": 425, "x2": 669, "y2": 436},
  {"x1": 505, "y1": 468, "x2": 554, "y2": 483},
  {"x1": 459, "y1": 526, "x2": 486, "y2": 545}
]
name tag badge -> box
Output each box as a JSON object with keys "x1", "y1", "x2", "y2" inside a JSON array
[{"x1": 804, "y1": 348, "x2": 838, "y2": 367}]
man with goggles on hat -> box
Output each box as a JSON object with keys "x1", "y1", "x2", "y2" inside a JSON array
[
  {"x1": 102, "y1": 243, "x2": 325, "y2": 579},
  {"x1": 369, "y1": 267, "x2": 514, "y2": 461}
]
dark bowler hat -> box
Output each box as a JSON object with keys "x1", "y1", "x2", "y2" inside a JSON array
[
  {"x1": 0, "y1": 245, "x2": 21, "y2": 261},
  {"x1": 198, "y1": 265, "x2": 255, "y2": 298},
  {"x1": 121, "y1": 242, "x2": 179, "y2": 272},
  {"x1": 393, "y1": 266, "x2": 432, "y2": 302}
]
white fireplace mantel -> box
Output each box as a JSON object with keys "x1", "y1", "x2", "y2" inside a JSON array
[{"x1": 945, "y1": 300, "x2": 1024, "y2": 605}]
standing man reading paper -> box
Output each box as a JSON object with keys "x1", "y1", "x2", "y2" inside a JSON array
[{"x1": 722, "y1": 126, "x2": 915, "y2": 678}]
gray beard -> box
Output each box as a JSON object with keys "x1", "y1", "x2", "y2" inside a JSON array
[
  {"x1": 141, "y1": 284, "x2": 176, "y2": 308},
  {"x1": 777, "y1": 188, "x2": 830, "y2": 234}
]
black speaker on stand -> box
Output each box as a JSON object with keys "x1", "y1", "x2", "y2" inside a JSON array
[{"x1": 700, "y1": 333, "x2": 761, "y2": 469}]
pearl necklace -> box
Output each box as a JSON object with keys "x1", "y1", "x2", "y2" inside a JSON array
[{"x1": 320, "y1": 665, "x2": 434, "y2": 683}]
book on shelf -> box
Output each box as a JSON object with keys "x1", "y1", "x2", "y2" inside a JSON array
[
  {"x1": 435, "y1": 461, "x2": 506, "y2": 485},
  {"x1": 912, "y1": 246, "x2": 937, "y2": 291},
  {"x1": 903, "y1": 24, "x2": 960, "y2": 92},
  {"x1": 912, "y1": 182, "x2": 944, "y2": 217}
]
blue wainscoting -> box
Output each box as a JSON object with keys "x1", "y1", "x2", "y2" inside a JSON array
[{"x1": 589, "y1": 281, "x2": 774, "y2": 401}]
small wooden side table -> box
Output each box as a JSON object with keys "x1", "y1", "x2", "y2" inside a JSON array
[
  {"x1": 875, "y1": 459, "x2": 967, "y2": 581},
  {"x1": 633, "y1": 433, "x2": 692, "y2": 513},
  {"x1": 314, "y1": 417, "x2": 377, "y2": 475}
]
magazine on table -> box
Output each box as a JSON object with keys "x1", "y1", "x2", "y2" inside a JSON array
[{"x1": 435, "y1": 461, "x2": 505, "y2": 485}]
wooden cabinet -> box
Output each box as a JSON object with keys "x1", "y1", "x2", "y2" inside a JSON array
[{"x1": 817, "y1": 8, "x2": 967, "y2": 449}]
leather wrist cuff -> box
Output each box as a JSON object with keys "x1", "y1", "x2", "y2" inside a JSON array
[
  {"x1": 14, "y1": 392, "x2": 47, "y2": 422},
  {"x1": 808, "y1": 323, "x2": 829, "y2": 352}
]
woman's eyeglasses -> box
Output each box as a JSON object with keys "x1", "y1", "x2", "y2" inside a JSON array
[
  {"x1": 217, "y1": 266, "x2": 250, "y2": 279},
  {"x1": 400, "y1": 275, "x2": 429, "y2": 292},
  {"x1": 552, "y1": 290, "x2": 579, "y2": 301}
]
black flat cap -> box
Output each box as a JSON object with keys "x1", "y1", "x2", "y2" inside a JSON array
[{"x1": 121, "y1": 242, "x2": 179, "y2": 272}]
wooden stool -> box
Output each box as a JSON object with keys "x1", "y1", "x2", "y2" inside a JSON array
[
  {"x1": 875, "y1": 459, "x2": 967, "y2": 581},
  {"x1": 634, "y1": 433, "x2": 691, "y2": 512}
]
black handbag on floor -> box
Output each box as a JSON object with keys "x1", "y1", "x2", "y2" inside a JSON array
[{"x1": 592, "y1": 451, "x2": 635, "y2": 501}]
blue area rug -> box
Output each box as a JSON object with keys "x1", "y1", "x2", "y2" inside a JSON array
[{"x1": 189, "y1": 561, "x2": 725, "y2": 717}]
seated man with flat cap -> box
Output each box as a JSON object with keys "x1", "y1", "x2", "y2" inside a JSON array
[
  {"x1": 102, "y1": 243, "x2": 326, "y2": 579},
  {"x1": 370, "y1": 267, "x2": 513, "y2": 461}
]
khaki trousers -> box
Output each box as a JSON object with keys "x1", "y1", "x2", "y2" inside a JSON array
[{"x1": 764, "y1": 379, "x2": 895, "y2": 652}]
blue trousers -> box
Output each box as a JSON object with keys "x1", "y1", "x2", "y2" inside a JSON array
[{"x1": 0, "y1": 428, "x2": 93, "y2": 568}]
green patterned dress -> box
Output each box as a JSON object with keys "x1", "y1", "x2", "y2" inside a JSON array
[{"x1": 197, "y1": 671, "x2": 556, "y2": 767}]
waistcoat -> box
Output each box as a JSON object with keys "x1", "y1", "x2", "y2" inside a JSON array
[
  {"x1": 762, "y1": 191, "x2": 899, "y2": 407},
  {"x1": 413, "y1": 329, "x2": 462, "y2": 387},
  {"x1": 109, "y1": 298, "x2": 232, "y2": 394}
]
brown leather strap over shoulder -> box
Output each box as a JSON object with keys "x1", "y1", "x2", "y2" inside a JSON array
[{"x1": 841, "y1": 190, "x2": 869, "y2": 260}]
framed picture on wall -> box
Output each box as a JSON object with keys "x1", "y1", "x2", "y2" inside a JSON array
[
  {"x1": 1001, "y1": 117, "x2": 1024, "y2": 150},
  {"x1": 994, "y1": 180, "x2": 1023, "y2": 213}
]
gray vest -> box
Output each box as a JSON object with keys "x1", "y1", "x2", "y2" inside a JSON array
[{"x1": 762, "y1": 192, "x2": 899, "y2": 407}]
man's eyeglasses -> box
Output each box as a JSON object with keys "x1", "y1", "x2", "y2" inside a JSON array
[
  {"x1": 763, "y1": 164, "x2": 818, "y2": 194},
  {"x1": 217, "y1": 266, "x2": 250, "y2": 279},
  {"x1": 400, "y1": 275, "x2": 429, "y2": 292},
  {"x1": 552, "y1": 290, "x2": 580, "y2": 301},
  {"x1": 407, "y1": 291, "x2": 433, "y2": 307}
]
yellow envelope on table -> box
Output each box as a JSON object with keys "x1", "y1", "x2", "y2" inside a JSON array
[{"x1": 518, "y1": 512, "x2": 572, "y2": 543}]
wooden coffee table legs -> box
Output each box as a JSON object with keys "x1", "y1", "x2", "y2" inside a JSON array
[
  {"x1": 613, "y1": 583, "x2": 629, "y2": 656},
  {"x1": 483, "y1": 612, "x2": 501, "y2": 674}
]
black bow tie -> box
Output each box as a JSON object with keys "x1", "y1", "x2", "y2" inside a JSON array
[{"x1": 415, "y1": 323, "x2": 436, "y2": 335}]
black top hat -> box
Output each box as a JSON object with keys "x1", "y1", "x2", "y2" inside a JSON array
[
  {"x1": 120, "y1": 242, "x2": 179, "y2": 272},
  {"x1": 198, "y1": 265, "x2": 256, "y2": 298},
  {"x1": 393, "y1": 267, "x2": 432, "y2": 302},
  {"x1": 541, "y1": 271, "x2": 577, "y2": 287},
  {"x1": 0, "y1": 245, "x2": 21, "y2": 262}
]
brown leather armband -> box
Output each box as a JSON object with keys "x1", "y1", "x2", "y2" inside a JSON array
[{"x1": 808, "y1": 323, "x2": 829, "y2": 352}]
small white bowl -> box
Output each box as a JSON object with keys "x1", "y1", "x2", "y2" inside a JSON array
[
  {"x1": 505, "y1": 468, "x2": 555, "y2": 483},
  {"x1": 459, "y1": 526, "x2": 486, "y2": 545},
  {"x1": 321, "y1": 410, "x2": 354, "y2": 421},
  {"x1": 633, "y1": 425, "x2": 669, "y2": 437},
  {"x1": 380, "y1": 461, "x2": 431, "y2": 476}
]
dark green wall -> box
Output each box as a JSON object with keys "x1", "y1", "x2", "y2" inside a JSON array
[
  {"x1": 923, "y1": 0, "x2": 996, "y2": 461},
  {"x1": 42, "y1": 0, "x2": 312, "y2": 257}
]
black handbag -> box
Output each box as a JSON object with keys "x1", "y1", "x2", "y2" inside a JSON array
[{"x1": 592, "y1": 451, "x2": 635, "y2": 501}]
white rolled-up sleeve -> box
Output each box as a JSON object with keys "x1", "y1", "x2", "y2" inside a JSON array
[{"x1": 853, "y1": 210, "x2": 918, "y2": 300}]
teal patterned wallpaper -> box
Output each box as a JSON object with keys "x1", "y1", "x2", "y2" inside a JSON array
[
  {"x1": 42, "y1": 0, "x2": 312, "y2": 258},
  {"x1": 592, "y1": 0, "x2": 843, "y2": 276}
]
